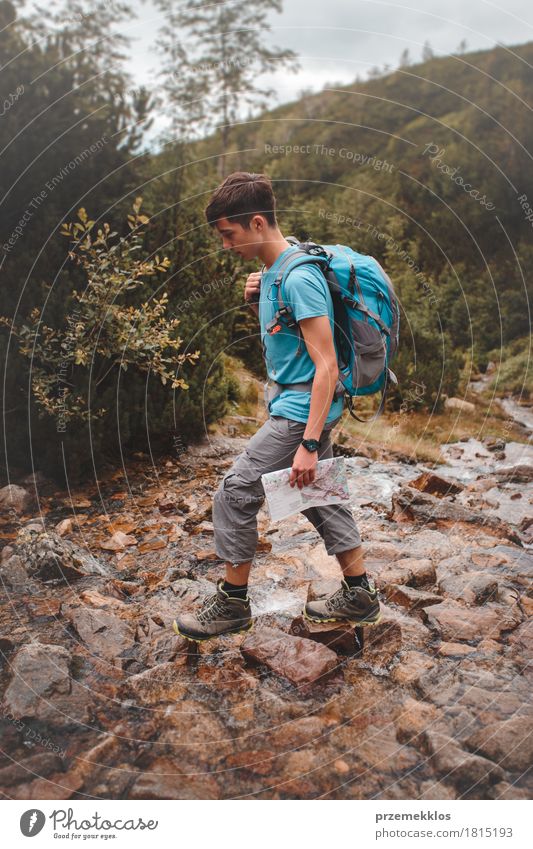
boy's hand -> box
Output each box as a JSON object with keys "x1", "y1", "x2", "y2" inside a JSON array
[
  {"x1": 244, "y1": 271, "x2": 262, "y2": 305},
  {"x1": 290, "y1": 445, "x2": 318, "y2": 489}
]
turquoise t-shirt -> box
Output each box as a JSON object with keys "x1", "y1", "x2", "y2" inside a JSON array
[{"x1": 258, "y1": 245, "x2": 344, "y2": 424}]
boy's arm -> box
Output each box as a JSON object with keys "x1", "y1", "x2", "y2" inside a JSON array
[
  {"x1": 298, "y1": 315, "x2": 338, "y2": 441},
  {"x1": 289, "y1": 315, "x2": 338, "y2": 488}
]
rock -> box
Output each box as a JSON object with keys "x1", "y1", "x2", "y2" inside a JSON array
[
  {"x1": 483, "y1": 437, "x2": 506, "y2": 452},
  {"x1": 437, "y1": 572, "x2": 499, "y2": 605},
  {"x1": 390, "y1": 651, "x2": 435, "y2": 685},
  {"x1": 423, "y1": 730, "x2": 504, "y2": 792},
  {"x1": 15, "y1": 528, "x2": 111, "y2": 581},
  {"x1": 391, "y1": 487, "x2": 522, "y2": 544},
  {"x1": 362, "y1": 614, "x2": 403, "y2": 670},
  {"x1": 408, "y1": 472, "x2": 464, "y2": 497},
  {"x1": 0, "y1": 752, "x2": 65, "y2": 786},
  {"x1": 444, "y1": 398, "x2": 475, "y2": 413},
  {"x1": 99, "y1": 531, "x2": 137, "y2": 551},
  {"x1": 224, "y1": 750, "x2": 276, "y2": 776},
  {"x1": 121, "y1": 662, "x2": 188, "y2": 705},
  {"x1": 395, "y1": 696, "x2": 439, "y2": 745},
  {"x1": 55, "y1": 518, "x2": 74, "y2": 536},
  {"x1": 421, "y1": 599, "x2": 520, "y2": 643},
  {"x1": 65, "y1": 606, "x2": 135, "y2": 665},
  {"x1": 10, "y1": 771, "x2": 84, "y2": 800},
  {"x1": 0, "y1": 554, "x2": 29, "y2": 588},
  {"x1": 492, "y1": 464, "x2": 533, "y2": 483},
  {"x1": 387, "y1": 585, "x2": 442, "y2": 611},
  {"x1": 2, "y1": 641, "x2": 89, "y2": 724},
  {"x1": 437, "y1": 642, "x2": 476, "y2": 658},
  {"x1": 289, "y1": 615, "x2": 361, "y2": 655},
  {"x1": 507, "y1": 620, "x2": 533, "y2": 664},
  {"x1": 359, "y1": 541, "x2": 403, "y2": 565},
  {"x1": 129, "y1": 757, "x2": 219, "y2": 799},
  {"x1": 241, "y1": 626, "x2": 340, "y2": 686},
  {"x1": 0, "y1": 484, "x2": 34, "y2": 514},
  {"x1": 376, "y1": 557, "x2": 436, "y2": 588},
  {"x1": 490, "y1": 782, "x2": 530, "y2": 800},
  {"x1": 465, "y1": 717, "x2": 533, "y2": 772}
]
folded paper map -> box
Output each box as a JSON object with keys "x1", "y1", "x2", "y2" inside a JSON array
[{"x1": 261, "y1": 456, "x2": 350, "y2": 522}]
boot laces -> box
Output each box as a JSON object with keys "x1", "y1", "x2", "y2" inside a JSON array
[
  {"x1": 197, "y1": 592, "x2": 229, "y2": 624},
  {"x1": 326, "y1": 586, "x2": 354, "y2": 613}
]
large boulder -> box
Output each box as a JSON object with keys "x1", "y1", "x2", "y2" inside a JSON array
[
  {"x1": 465, "y1": 717, "x2": 533, "y2": 772},
  {"x1": 2, "y1": 642, "x2": 90, "y2": 725},
  {"x1": 0, "y1": 485, "x2": 34, "y2": 514},
  {"x1": 241, "y1": 626, "x2": 340, "y2": 686},
  {"x1": 14, "y1": 528, "x2": 111, "y2": 582}
]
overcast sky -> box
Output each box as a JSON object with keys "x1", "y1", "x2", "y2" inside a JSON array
[{"x1": 30, "y1": 0, "x2": 533, "y2": 147}]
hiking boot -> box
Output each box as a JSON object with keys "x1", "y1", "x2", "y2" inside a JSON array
[
  {"x1": 172, "y1": 580, "x2": 253, "y2": 642},
  {"x1": 303, "y1": 578, "x2": 381, "y2": 626}
]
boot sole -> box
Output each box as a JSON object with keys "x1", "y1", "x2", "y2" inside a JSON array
[
  {"x1": 172, "y1": 619, "x2": 254, "y2": 643},
  {"x1": 302, "y1": 608, "x2": 382, "y2": 627}
]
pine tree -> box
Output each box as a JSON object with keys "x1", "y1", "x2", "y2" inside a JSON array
[
  {"x1": 153, "y1": 0, "x2": 299, "y2": 172},
  {"x1": 422, "y1": 40, "x2": 434, "y2": 62}
]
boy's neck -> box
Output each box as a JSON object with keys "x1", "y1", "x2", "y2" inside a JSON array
[{"x1": 259, "y1": 232, "x2": 292, "y2": 269}]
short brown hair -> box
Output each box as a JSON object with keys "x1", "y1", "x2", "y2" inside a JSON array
[{"x1": 205, "y1": 171, "x2": 277, "y2": 229}]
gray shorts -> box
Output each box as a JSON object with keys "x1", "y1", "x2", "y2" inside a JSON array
[{"x1": 212, "y1": 415, "x2": 362, "y2": 566}]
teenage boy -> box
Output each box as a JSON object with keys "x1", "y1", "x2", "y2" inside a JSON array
[{"x1": 173, "y1": 172, "x2": 381, "y2": 641}]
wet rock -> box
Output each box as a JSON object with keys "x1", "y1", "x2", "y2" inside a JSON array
[
  {"x1": 492, "y1": 464, "x2": 533, "y2": 483},
  {"x1": 404, "y1": 529, "x2": 460, "y2": 561},
  {"x1": 2, "y1": 641, "x2": 90, "y2": 724},
  {"x1": 289, "y1": 615, "x2": 360, "y2": 655},
  {"x1": 121, "y1": 661, "x2": 188, "y2": 705},
  {"x1": 465, "y1": 717, "x2": 533, "y2": 772},
  {"x1": 362, "y1": 614, "x2": 403, "y2": 670},
  {"x1": 0, "y1": 752, "x2": 65, "y2": 786},
  {"x1": 391, "y1": 487, "x2": 522, "y2": 544},
  {"x1": 437, "y1": 571, "x2": 499, "y2": 605},
  {"x1": 376, "y1": 557, "x2": 436, "y2": 588},
  {"x1": 507, "y1": 620, "x2": 533, "y2": 665},
  {"x1": 437, "y1": 642, "x2": 476, "y2": 658},
  {"x1": 483, "y1": 437, "x2": 506, "y2": 452},
  {"x1": 65, "y1": 606, "x2": 135, "y2": 665},
  {"x1": 423, "y1": 730, "x2": 504, "y2": 792},
  {"x1": 421, "y1": 599, "x2": 520, "y2": 643},
  {"x1": 409, "y1": 472, "x2": 464, "y2": 497},
  {"x1": 15, "y1": 528, "x2": 111, "y2": 581},
  {"x1": 129, "y1": 757, "x2": 220, "y2": 800},
  {"x1": 266, "y1": 716, "x2": 327, "y2": 749},
  {"x1": 241, "y1": 626, "x2": 340, "y2": 686},
  {"x1": 9, "y1": 770, "x2": 84, "y2": 800},
  {"x1": 395, "y1": 696, "x2": 439, "y2": 746},
  {"x1": 224, "y1": 749, "x2": 276, "y2": 776},
  {"x1": 390, "y1": 651, "x2": 435, "y2": 685},
  {"x1": 0, "y1": 484, "x2": 34, "y2": 514},
  {"x1": 490, "y1": 782, "x2": 530, "y2": 800},
  {"x1": 387, "y1": 585, "x2": 442, "y2": 611}
]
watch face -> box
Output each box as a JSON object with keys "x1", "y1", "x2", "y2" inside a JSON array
[{"x1": 302, "y1": 438, "x2": 319, "y2": 451}]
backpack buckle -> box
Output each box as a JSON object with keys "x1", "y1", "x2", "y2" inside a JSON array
[
  {"x1": 278, "y1": 305, "x2": 297, "y2": 327},
  {"x1": 266, "y1": 316, "x2": 283, "y2": 335}
]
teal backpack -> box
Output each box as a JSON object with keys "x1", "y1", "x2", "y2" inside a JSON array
[{"x1": 265, "y1": 238, "x2": 400, "y2": 422}]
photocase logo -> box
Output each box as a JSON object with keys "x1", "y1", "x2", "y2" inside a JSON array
[{"x1": 20, "y1": 809, "x2": 46, "y2": 837}]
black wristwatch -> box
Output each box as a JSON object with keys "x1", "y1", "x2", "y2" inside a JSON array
[{"x1": 301, "y1": 437, "x2": 321, "y2": 452}]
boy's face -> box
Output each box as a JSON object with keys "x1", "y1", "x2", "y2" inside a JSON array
[{"x1": 214, "y1": 215, "x2": 267, "y2": 261}]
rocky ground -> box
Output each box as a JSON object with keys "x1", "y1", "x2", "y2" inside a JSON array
[{"x1": 0, "y1": 422, "x2": 532, "y2": 800}]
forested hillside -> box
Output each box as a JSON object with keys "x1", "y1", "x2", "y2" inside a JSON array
[{"x1": 1, "y1": 0, "x2": 531, "y2": 482}]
